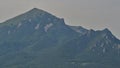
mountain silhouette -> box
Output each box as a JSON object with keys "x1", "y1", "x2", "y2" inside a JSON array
[{"x1": 0, "y1": 8, "x2": 120, "y2": 68}]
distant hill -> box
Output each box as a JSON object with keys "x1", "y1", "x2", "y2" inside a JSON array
[{"x1": 0, "y1": 8, "x2": 120, "y2": 68}]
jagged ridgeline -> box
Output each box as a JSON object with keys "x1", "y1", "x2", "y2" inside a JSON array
[{"x1": 0, "y1": 8, "x2": 120, "y2": 68}]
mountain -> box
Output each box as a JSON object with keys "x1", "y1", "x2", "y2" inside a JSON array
[
  {"x1": 69, "y1": 26, "x2": 89, "y2": 35},
  {"x1": 0, "y1": 8, "x2": 120, "y2": 68}
]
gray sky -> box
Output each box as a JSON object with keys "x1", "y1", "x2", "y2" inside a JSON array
[{"x1": 0, "y1": 0, "x2": 120, "y2": 39}]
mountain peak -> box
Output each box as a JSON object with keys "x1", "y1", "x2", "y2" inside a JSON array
[
  {"x1": 103, "y1": 28, "x2": 110, "y2": 32},
  {"x1": 102, "y1": 28, "x2": 113, "y2": 36},
  {"x1": 32, "y1": 8, "x2": 40, "y2": 10},
  {"x1": 26, "y1": 8, "x2": 47, "y2": 15},
  {"x1": 100, "y1": 28, "x2": 120, "y2": 42},
  {"x1": 29, "y1": 8, "x2": 44, "y2": 12}
]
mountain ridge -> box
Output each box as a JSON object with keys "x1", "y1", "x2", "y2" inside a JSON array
[{"x1": 0, "y1": 8, "x2": 119, "y2": 68}]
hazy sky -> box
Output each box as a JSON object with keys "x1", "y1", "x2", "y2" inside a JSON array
[{"x1": 0, "y1": 0, "x2": 120, "y2": 38}]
